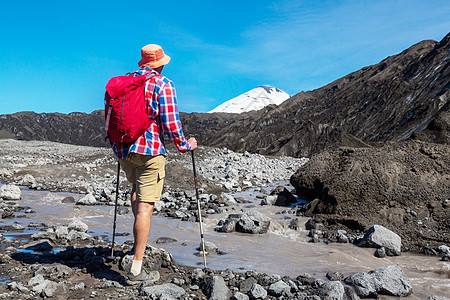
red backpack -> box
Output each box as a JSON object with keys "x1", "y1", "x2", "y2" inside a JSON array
[{"x1": 104, "y1": 72, "x2": 157, "y2": 143}]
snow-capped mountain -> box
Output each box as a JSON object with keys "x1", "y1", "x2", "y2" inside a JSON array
[{"x1": 208, "y1": 85, "x2": 290, "y2": 113}]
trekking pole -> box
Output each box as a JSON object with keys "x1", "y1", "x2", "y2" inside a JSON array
[
  {"x1": 191, "y1": 150, "x2": 207, "y2": 269},
  {"x1": 108, "y1": 161, "x2": 121, "y2": 261}
]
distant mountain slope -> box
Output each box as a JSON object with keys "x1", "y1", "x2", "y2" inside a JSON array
[
  {"x1": 0, "y1": 110, "x2": 107, "y2": 147},
  {"x1": 0, "y1": 33, "x2": 448, "y2": 157},
  {"x1": 208, "y1": 86, "x2": 290, "y2": 113},
  {"x1": 182, "y1": 32, "x2": 450, "y2": 157}
]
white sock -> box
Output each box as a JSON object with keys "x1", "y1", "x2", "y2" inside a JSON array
[{"x1": 130, "y1": 260, "x2": 143, "y2": 276}]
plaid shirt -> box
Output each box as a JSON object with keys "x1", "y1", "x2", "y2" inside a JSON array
[{"x1": 111, "y1": 67, "x2": 191, "y2": 159}]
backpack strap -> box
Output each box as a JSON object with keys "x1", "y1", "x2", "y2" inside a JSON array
[{"x1": 146, "y1": 72, "x2": 157, "y2": 80}]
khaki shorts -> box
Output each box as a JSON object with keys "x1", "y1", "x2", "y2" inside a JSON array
[{"x1": 119, "y1": 154, "x2": 166, "y2": 203}]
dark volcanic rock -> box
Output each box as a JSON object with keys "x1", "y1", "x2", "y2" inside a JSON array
[
  {"x1": 290, "y1": 140, "x2": 450, "y2": 252},
  {"x1": 411, "y1": 108, "x2": 450, "y2": 144}
]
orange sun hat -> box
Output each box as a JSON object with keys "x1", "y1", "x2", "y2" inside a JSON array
[{"x1": 138, "y1": 44, "x2": 171, "y2": 69}]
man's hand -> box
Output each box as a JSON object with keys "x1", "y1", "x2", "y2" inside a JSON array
[{"x1": 188, "y1": 137, "x2": 198, "y2": 151}]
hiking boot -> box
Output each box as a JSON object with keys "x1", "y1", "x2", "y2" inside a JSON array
[{"x1": 126, "y1": 269, "x2": 160, "y2": 285}]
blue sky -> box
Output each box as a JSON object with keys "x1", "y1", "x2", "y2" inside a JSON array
[{"x1": 0, "y1": 0, "x2": 449, "y2": 114}]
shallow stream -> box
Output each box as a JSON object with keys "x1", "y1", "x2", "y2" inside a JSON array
[{"x1": 0, "y1": 185, "x2": 449, "y2": 299}]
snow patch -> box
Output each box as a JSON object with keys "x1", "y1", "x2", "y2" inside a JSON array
[{"x1": 208, "y1": 85, "x2": 290, "y2": 114}]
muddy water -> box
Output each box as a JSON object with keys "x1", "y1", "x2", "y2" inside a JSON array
[{"x1": 1, "y1": 186, "x2": 449, "y2": 299}]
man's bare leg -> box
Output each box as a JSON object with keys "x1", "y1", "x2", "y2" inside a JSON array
[{"x1": 130, "y1": 199, "x2": 154, "y2": 275}]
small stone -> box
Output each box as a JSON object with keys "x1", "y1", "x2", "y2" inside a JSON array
[
  {"x1": 232, "y1": 292, "x2": 250, "y2": 300},
  {"x1": 156, "y1": 237, "x2": 178, "y2": 244},
  {"x1": 191, "y1": 268, "x2": 205, "y2": 284},
  {"x1": 375, "y1": 247, "x2": 386, "y2": 258},
  {"x1": 61, "y1": 196, "x2": 76, "y2": 203},
  {"x1": 198, "y1": 241, "x2": 218, "y2": 253},
  {"x1": 1, "y1": 211, "x2": 15, "y2": 219},
  {"x1": 76, "y1": 193, "x2": 96, "y2": 205},
  {"x1": 68, "y1": 219, "x2": 88, "y2": 232},
  {"x1": 19, "y1": 174, "x2": 36, "y2": 186},
  {"x1": 0, "y1": 184, "x2": 21, "y2": 200},
  {"x1": 268, "y1": 280, "x2": 291, "y2": 297},
  {"x1": 72, "y1": 283, "x2": 86, "y2": 290},
  {"x1": 140, "y1": 283, "x2": 186, "y2": 298},
  {"x1": 239, "y1": 277, "x2": 257, "y2": 293},
  {"x1": 289, "y1": 218, "x2": 300, "y2": 230},
  {"x1": 101, "y1": 280, "x2": 122, "y2": 289},
  {"x1": 55, "y1": 226, "x2": 69, "y2": 239},
  {"x1": 66, "y1": 230, "x2": 91, "y2": 241},
  {"x1": 326, "y1": 271, "x2": 344, "y2": 281},
  {"x1": 117, "y1": 207, "x2": 129, "y2": 215},
  {"x1": 11, "y1": 224, "x2": 25, "y2": 231},
  {"x1": 248, "y1": 283, "x2": 267, "y2": 299},
  {"x1": 437, "y1": 245, "x2": 449, "y2": 254},
  {"x1": 317, "y1": 281, "x2": 345, "y2": 300},
  {"x1": 201, "y1": 275, "x2": 231, "y2": 300},
  {"x1": 427, "y1": 296, "x2": 450, "y2": 300}
]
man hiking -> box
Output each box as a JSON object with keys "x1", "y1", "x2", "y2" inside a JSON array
[{"x1": 109, "y1": 44, "x2": 197, "y2": 284}]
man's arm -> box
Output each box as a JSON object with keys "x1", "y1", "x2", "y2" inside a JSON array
[{"x1": 159, "y1": 80, "x2": 196, "y2": 152}]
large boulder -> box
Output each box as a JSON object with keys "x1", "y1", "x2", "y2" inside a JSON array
[
  {"x1": 358, "y1": 225, "x2": 402, "y2": 255},
  {"x1": 290, "y1": 141, "x2": 450, "y2": 252},
  {"x1": 345, "y1": 264, "x2": 412, "y2": 297},
  {"x1": 371, "y1": 264, "x2": 412, "y2": 297},
  {"x1": 0, "y1": 184, "x2": 21, "y2": 200},
  {"x1": 236, "y1": 210, "x2": 270, "y2": 234}
]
